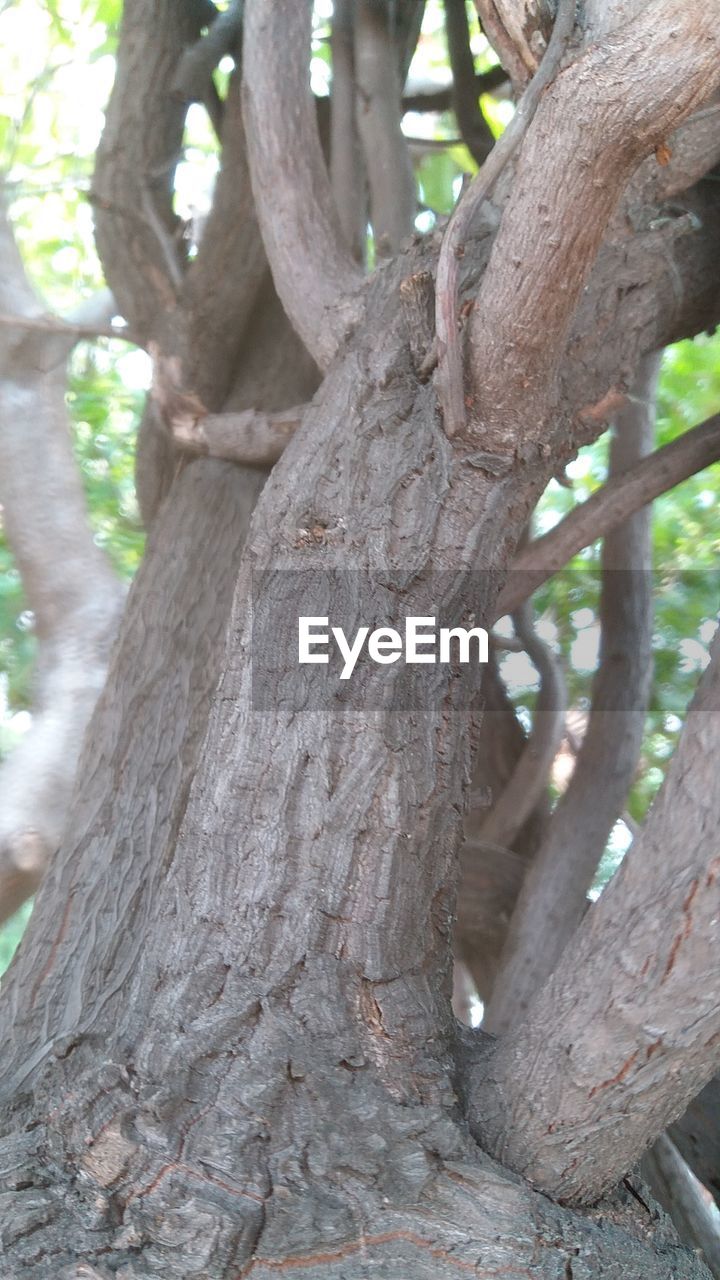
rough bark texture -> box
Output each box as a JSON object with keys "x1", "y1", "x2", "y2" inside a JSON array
[
  {"x1": 0, "y1": 243, "x2": 714, "y2": 1277},
  {"x1": 485, "y1": 355, "x2": 658, "y2": 1035},
  {"x1": 466, "y1": 633, "x2": 720, "y2": 1203},
  {"x1": 1, "y1": 1, "x2": 720, "y2": 1275}
]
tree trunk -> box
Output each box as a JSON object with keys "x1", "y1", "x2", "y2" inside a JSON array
[
  {"x1": 1, "y1": 2, "x2": 720, "y2": 1276},
  {"x1": 0, "y1": 247, "x2": 714, "y2": 1277}
]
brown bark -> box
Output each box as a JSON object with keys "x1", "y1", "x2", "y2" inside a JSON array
[
  {"x1": 485, "y1": 355, "x2": 658, "y2": 1035},
  {"x1": 242, "y1": 0, "x2": 364, "y2": 369},
  {"x1": 330, "y1": 0, "x2": 366, "y2": 262},
  {"x1": 0, "y1": 235, "x2": 713, "y2": 1273},
  {"x1": 466, "y1": 632, "x2": 720, "y2": 1203},
  {"x1": 1, "y1": 2, "x2": 720, "y2": 1275}
]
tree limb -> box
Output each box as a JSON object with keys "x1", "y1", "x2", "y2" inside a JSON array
[
  {"x1": 171, "y1": 403, "x2": 305, "y2": 465},
  {"x1": 474, "y1": 0, "x2": 541, "y2": 89},
  {"x1": 445, "y1": 0, "x2": 495, "y2": 166},
  {"x1": 468, "y1": 1, "x2": 720, "y2": 457},
  {"x1": 671, "y1": 1076, "x2": 720, "y2": 1211},
  {"x1": 329, "y1": 0, "x2": 366, "y2": 263},
  {"x1": 402, "y1": 65, "x2": 507, "y2": 114},
  {"x1": 92, "y1": 0, "x2": 204, "y2": 338},
  {"x1": 0, "y1": 205, "x2": 124, "y2": 924},
  {"x1": 464, "y1": 629, "x2": 720, "y2": 1204},
  {"x1": 485, "y1": 355, "x2": 658, "y2": 1035},
  {"x1": 477, "y1": 599, "x2": 566, "y2": 849},
  {"x1": 242, "y1": 0, "x2": 364, "y2": 369},
  {"x1": 354, "y1": 0, "x2": 416, "y2": 255},
  {"x1": 435, "y1": 0, "x2": 576, "y2": 438},
  {"x1": 643, "y1": 1135, "x2": 720, "y2": 1279},
  {"x1": 497, "y1": 409, "x2": 720, "y2": 618},
  {"x1": 0, "y1": 308, "x2": 140, "y2": 355},
  {"x1": 172, "y1": 0, "x2": 242, "y2": 104}
]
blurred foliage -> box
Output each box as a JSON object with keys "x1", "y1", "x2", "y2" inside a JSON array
[{"x1": 0, "y1": 0, "x2": 718, "y2": 977}]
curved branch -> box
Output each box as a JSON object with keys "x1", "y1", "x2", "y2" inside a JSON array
[
  {"x1": 468, "y1": 2, "x2": 720, "y2": 455},
  {"x1": 474, "y1": 0, "x2": 540, "y2": 88},
  {"x1": 477, "y1": 600, "x2": 566, "y2": 849},
  {"x1": 435, "y1": 0, "x2": 576, "y2": 438},
  {"x1": 242, "y1": 0, "x2": 364, "y2": 369},
  {"x1": 485, "y1": 355, "x2": 658, "y2": 1036},
  {"x1": 172, "y1": 0, "x2": 243, "y2": 104},
  {"x1": 465, "y1": 628, "x2": 720, "y2": 1204},
  {"x1": 92, "y1": 0, "x2": 205, "y2": 338},
  {"x1": 445, "y1": 0, "x2": 495, "y2": 166},
  {"x1": 497, "y1": 409, "x2": 720, "y2": 618}
]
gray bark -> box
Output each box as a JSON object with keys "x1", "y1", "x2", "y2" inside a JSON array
[
  {"x1": 0, "y1": 2, "x2": 719, "y2": 1275},
  {"x1": 643, "y1": 1136, "x2": 720, "y2": 1279},
  {"x1": 0, "y1": 207, "x2": 123, "y2": 922},
  {"x1": 467, "y1": 631, "x2": 720, "y2": 1203},
  {"x1": 0, "y1": 242, "x2": 715, "y2": 1275},
  {"x1": 485, "y1": 355, "x2": 658, "y2": 1035}
]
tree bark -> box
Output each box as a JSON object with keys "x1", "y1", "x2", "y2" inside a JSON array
[
  {"x1": 466, "y1": 632, "x2": 720, "y2": 1204},
  {"x1": 1, "y1": 2, "x2": 720, "y2": 1276}
]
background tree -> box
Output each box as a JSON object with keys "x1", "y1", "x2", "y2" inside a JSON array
[{"x1": 0, "y1": 1, "x2": 719, "y2": 1276}]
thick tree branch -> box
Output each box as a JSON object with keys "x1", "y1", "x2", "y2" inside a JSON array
[
  {"x1": 133, "y1": 81, "x2": 270, "y2": 524},
  {"x1": 497, "y1": 409, "x2": 720, "y2": 618},
  {"x1": 435, "y1": 0, "x2": 576, "y2": 438},
  {"x1": 465, "y1": 630, "x2": 720, "y2": 1204},
  {"x1": 172, "y1": 0, "x2": 242, "y2": 105},
  {"x1": 474, "y1": 0, "x2": 543, "y2": 89},
  {"x1": 485, "y1": 355, "x2": 658, "y2": 1035},
  {"x1": 180, "y1": 80, "x2": 268, "y2": 406},
  {"x1": 242, "y1": 0, "x2": 364, "y2": 369},
  {"x1": 468, "y1": 2, "x2": 720, "y2": 457},
  {"x1": 92, "y1": 0, "x2": 204, "y2": 338}
]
